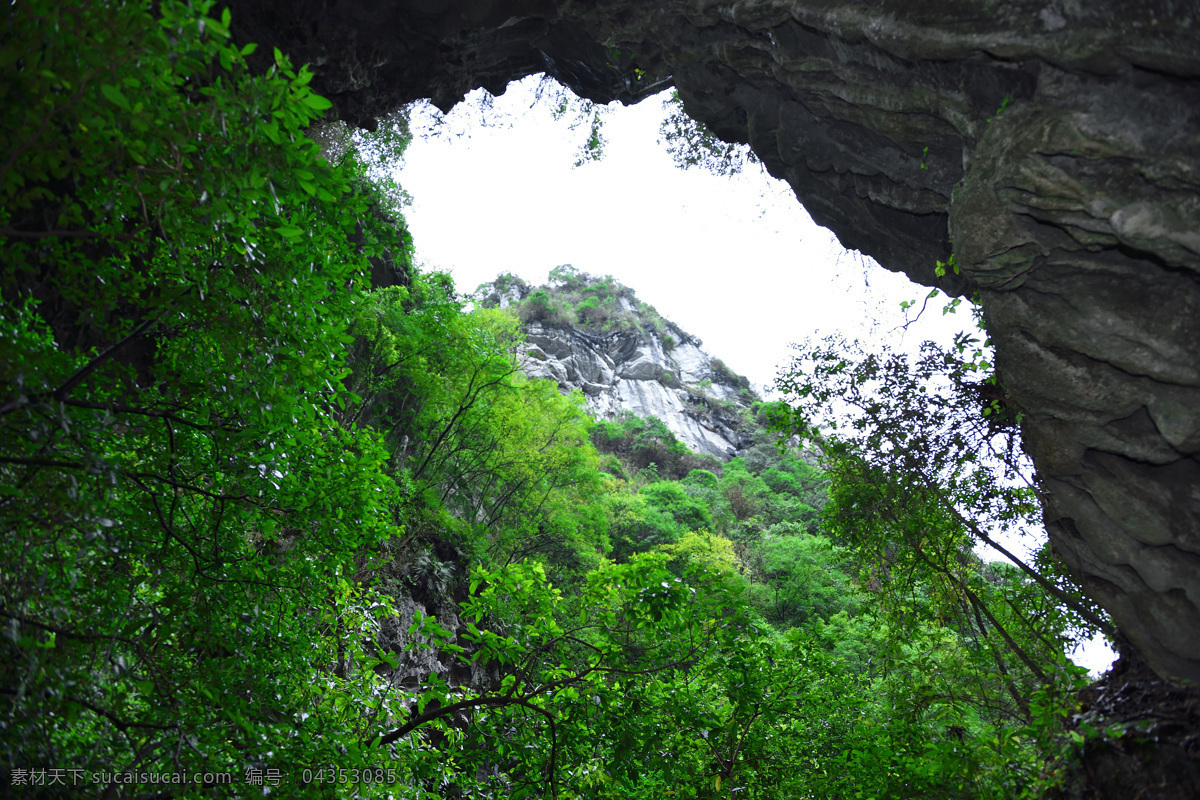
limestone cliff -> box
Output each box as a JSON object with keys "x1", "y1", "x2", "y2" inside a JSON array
[
  {"x1": 476, "y1": 272, "x2": 756, "y2": 459},
  {"x1": 233, "y1": 0, "x2": 1200, "y2": 692}
]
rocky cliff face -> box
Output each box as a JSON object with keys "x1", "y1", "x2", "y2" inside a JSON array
[
  {"x1": 233, "y1": 1, "x2": 1200, "y2": 689},
  {"x1": 477, "y1": 278, "x2": 756, "y2": 459}
]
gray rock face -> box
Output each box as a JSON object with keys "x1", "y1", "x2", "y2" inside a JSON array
[
  {"x1": 520, "y1": 322, "x2": 753, "y2": 459},
  {"x1": 235, "y1": 1, "x2": 1200, "y2": 685}
]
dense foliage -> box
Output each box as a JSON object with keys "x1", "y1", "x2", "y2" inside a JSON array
[{"x1": 2, "y1": 4, "x2": 1105, "y2": 798}]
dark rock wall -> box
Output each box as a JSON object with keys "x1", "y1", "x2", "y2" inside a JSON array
[{"x1": 233, "y1": 0, "x2": 1200, "y2": 686}]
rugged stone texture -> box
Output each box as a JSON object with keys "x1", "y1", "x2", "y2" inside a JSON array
[
  {"x1": 233, "y1": 1, "x2": 1200, "y2": 688},
  {"x1": 1055, "y1": 640, "x2": 1200, "y2": 799},
  {"x1": 952, "y1": 62, "x2": 1200, "y2": 687},
  {"x1": 525, "y1": 323, "x2": 753, "y2": 458},
  {"x1": 479, "y1": 281, "x2": 755, "y2": 458}
]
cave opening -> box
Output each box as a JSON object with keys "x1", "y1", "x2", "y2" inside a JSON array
[
  {"x1": 391, "y1": 74, "x2": 974, "y2": 396},
  {"x1": 377, "y1": 73, "x2": 1123, "y2": 677},
  {"x1": 5, "y1": 1, "x2": 1198, "y2": 794}
]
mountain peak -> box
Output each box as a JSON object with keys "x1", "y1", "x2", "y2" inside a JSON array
[{"x1": 476, "y1": 267, "x2": 757, "y2": 459}]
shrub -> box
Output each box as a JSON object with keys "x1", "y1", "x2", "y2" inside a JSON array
[
  {"x1": 606, "y1": 493, "x2": 683, "y2": 560},
  {"x1": 686, "y1": 452, "x2": 725, "y2": 475},
  {"x1": 659, "y1": 530, "x2": 739, "y2": 576},
  {"x1": 494, "y1": 272, "x2": 528, "y2": 293},
  {"x1": 640, "y1": 482, "x2": 714, "y2": 532},
  {"x1": 498, "y1": 269, "x2": 704, "y2": 346},
  {"x1": 684, "y1": 469, "x2": 720, "y2": 490},
  {"x1": 710, "y1": 358, "x2": 751, "y2": 390},
  {"x1": 726, "y1": 484, "x2": 756, "y2": 521},
  {"x1": 520, "y1": 289, "x2": 574, "y2": 327},
  {"x1": 522, "y1": 289, "x2": 552, "y2": 319},
  {"x1": 637, "y1": 301, "x2": 669, "y2": 333},
  {"x1": 548, "y1": 263, "x2": 586, "y2": 290},
  {"x1": 576, "y1": 295, "x2": 613, "y2": 327},
  {"x1": 583, "y1": 280, "x2": 615, "y2": 301},
  {"x1": 762, "y1": 468, "x2": 800, "y2": 496},
  {"x1": 599, "y1": 454, "x2": 629, "y2": 481},
  {"x1": 590, "y1": 419, "x2": 631, "y2": 453}
]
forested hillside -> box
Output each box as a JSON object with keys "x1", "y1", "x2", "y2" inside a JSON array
[{"x1": 1, "y1": 3, "x2": 1119, "y2": 797}]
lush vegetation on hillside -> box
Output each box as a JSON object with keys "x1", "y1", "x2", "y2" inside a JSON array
[
  {"x1": 2, "y1": 3, "x2": 1107, "y2": 798},
  {"x1": 477, "y1": 266, "x2": 684, "y2": 341},
  {"x1": 476, "y1": 267, "x2": 755, "y2": 413}
]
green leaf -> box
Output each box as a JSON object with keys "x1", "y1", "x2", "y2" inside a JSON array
[
  {"x1": 260, "y1": 121, "x2": 281, "y2": 144},
  {"x1": 100, "y1": 84, "x2": 131, "y2": 111},
  {"x1": 301, "y1": 92, "x2": 333, "y2": 111}
]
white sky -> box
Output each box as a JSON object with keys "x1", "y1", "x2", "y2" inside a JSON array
[
  {"x1": 392, "y1": 76, "x2": 1115, "y2": 675},
  {"x1": 395, "y1": 77, "x2": 973, "y2": 396}
]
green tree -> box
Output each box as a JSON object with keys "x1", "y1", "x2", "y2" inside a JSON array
[
  {"x1": 658, "y1": 530, "x2": 739, "y2": 578},
  {"x1": 774, "y1": 336, "x2": 1110, "y2": 643},
  {"x1": 380, "y1": 554, "x2": 747, "y2": 799},
  {"x1": 345, "y1": 281, "x2": 607, "y2": 575},
  {"x1": 605, "y1": 491, "x2": 684, "y2": 560},
  {"x1": 750, "y1": 532, "x2": 858, "y2": 629},
  {"x1": 640, "y1": 481, "x2": 714, "y2": 533},
  {"x1": 1, "y1": 0, "x2": 412, "y2": 785},
  {"x1": 770, "y1": 335, "x2": 1113, "y2": 795}
]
